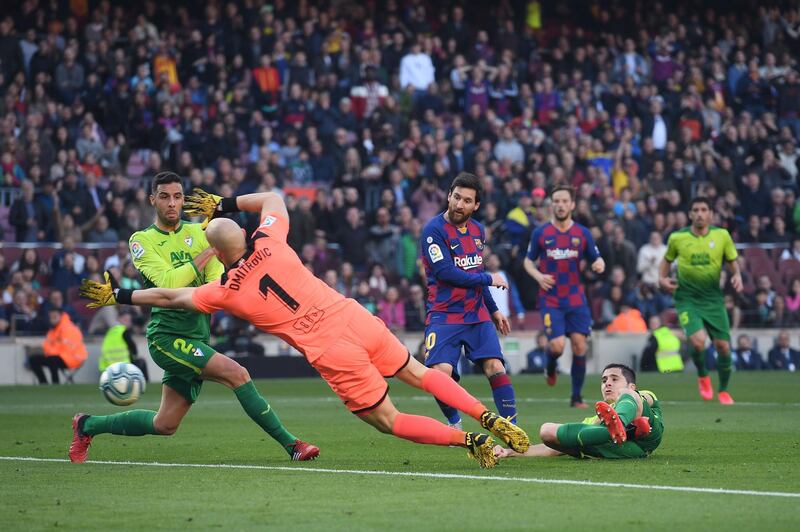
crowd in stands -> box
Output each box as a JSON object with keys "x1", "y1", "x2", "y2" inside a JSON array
[{"x1": 1, "y1": 0, "x2": 800, "y2": 366}]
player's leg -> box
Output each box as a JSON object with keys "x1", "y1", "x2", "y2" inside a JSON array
[
  {"x1": 679, "y1": 306, "x2": 713, "y2": 400},
  {"x1": 564, "y1": 303, "x2": 592, "y2": 407},
  {"x1": 201, "y1": 351, "x2": 318, "y2": 459},
  {"x1": 422, "y1": 324, "x2": 465, "y2": 426},
  {"x1": 396, "y1": 356, "x2": 530, "y2": 453},
  {"x1": 568, "y1": 333, "x2": 588, "y2": 408},
  {"x1": 543, "y1": 306, "x2": 567, "y2": 386},
  {"x1": 704, "y1": 307, "x2": 735, "y2": 404},
  {"x1": 358, "y1": 394, "x2": 498, "y2": 468},
  {"x1": 467, "y1": 321, "x2": 517, "y2": 421}
]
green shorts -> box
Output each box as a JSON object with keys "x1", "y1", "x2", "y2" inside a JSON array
[
  {"x1": 676, "y1": 301, "x2": 730, "y2": 342},
  {"x1": 148, "y1": 334, "x2": 216, "y2": 403}
]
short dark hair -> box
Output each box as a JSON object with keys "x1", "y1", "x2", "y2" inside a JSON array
[
  {"x1": 603, "y1": 363, "x2": 636, "y2": 384},
  {"x1": 151, "y1": 171, "x2": 182, "y2": 194},
  {"x1": 689, "y1": 196, "x2": 712, "y2": 210},
  {"x1": 449, "y1": 172, "x2": 482, "y2": 202},
  {"x1": 550, "y1": 184, "x2": 576, "y2": 201}
]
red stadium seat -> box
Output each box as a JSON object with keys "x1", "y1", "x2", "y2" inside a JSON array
[{"x1": 521, "y1": 311, "x2": 543, "y2": 331}]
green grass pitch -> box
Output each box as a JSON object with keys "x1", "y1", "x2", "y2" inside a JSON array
[{"x1": 1, "y1": 371, "x2": 799, "y2": 531}]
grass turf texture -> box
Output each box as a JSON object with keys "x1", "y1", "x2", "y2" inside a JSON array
[{"x1": 1, "y1": 371, "x2": 798, "y2": 531}]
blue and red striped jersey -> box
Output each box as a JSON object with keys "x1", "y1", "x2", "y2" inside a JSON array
[
  {"x1": 420, "y1": 213, "x2": 497, "y2": 325},
  {"x1": 526, "y1": 221, "x2": 601, "y2": 308}
]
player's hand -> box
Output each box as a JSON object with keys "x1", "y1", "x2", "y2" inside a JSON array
[
  {"x1": 730, "y1": 273, "x2": 744, "y2": 293},
  {"x1": 591, "y1": 257, "x2": 606, "y2": 274},
  {"x1": 536, "y1": 273, "x2": 555, "y2": 291},
  {"x1": 492, "y1": 310, "x2": 511, "y2": 335},
  {"x1": 659, "y1": 277, "x2": 678, "y2": 294},
  {"x1": 493, "y1": 445, "x2": 513, "y2": 458},
  {"x1": 184, "y1": 188, "x2": 222, "y2": 229},
  {"x1": 80, "y1": 271, "x2": 121, "y2": 308},
  {"x1": 490, "y1": 272, "x2": 508, "y2": 290}
]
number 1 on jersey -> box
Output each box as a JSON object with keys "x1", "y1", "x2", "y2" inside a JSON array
[{"x1": 258, "y1": 273, "x2": 300, "y2": 312}]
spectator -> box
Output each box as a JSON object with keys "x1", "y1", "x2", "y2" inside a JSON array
[
  {"x1": 354, "y1": 280, "x2": 377, "y2": 314},
  {"x1": 399, "y1": 41, "x2": 435, "y2": 96},
  {"x1": 733, "y1": 334, "x2": 766, "y2": 371},
  {"x1": 767, "y1": 330, "x2": 799, "y2": 371},
  {"x1": 404, "y1": 284, "x2": 427, "y2": 332},
  {"x1": 485, "y1": 253, "x2": 525, "y2": 325},
  {"x1": 366, "y1": 207, "x2": 400, "y2": 273},
  {"x1": 637, "y1": 231, "x2": 667, "y2": 287},
  {"x1": 377, "y1": 286, "x2": 405, "y2": 333},
  {"x1": 28, "y1": 309, "x2": 87, "y2": 384},
  {"x1": 9, "y1": 181, "x2": 49, "y2": 242},
  {"x1": 524, "y1": 333, "x2": 549, "y2": 374}
]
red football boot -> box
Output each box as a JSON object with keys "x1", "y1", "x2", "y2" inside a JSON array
[
  {"x1": 698, "y1": 376, "x2": 714, "y2": 401},
  {"x1": 594, "y1": 402, "x2": 627, "y2": 444},
  {"x1": 69, "y1": 413, "x2": 93, "y2": 463},
  {"x1": 630, "y1": 416, "x2": 651, "y2": 438},
  {"x1": 290, "y1": 439, "x2": 320, "y2": 461}
]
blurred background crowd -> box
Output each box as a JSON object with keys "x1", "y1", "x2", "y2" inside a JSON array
[{"x1": 1, "y1": 0, "x2": 800, "y2": 363}]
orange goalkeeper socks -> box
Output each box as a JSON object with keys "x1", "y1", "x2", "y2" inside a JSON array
[
  {"x1": 391, "y1": 413, "x2": 465, "y2": 447},
  {"x1": 421, "y1": 368, "x2": 486, "y2": 420}
]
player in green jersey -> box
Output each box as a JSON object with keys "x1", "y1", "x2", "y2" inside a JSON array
[
  {"x1": 494, "y1": 363, "x2": 662, "y2": 459},
  {"x1": 69, "y1": 172, "x2": 319, "y2": 462},
  {"x1": 659, "y1": 197, "x2": 743, "y2": 405}
]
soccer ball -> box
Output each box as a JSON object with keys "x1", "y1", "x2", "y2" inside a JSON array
[{"x1": 99, "y1": 362, "x2": 146, "y2": 406}]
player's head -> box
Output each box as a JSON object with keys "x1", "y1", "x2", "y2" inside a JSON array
[
  {"x1": 205, "y1": 218, "x2": 246, "y2": 266},
  {"x1": 550, "y1": 184, "x2": 575, "y2": 222},
  {"x1": 601, "y1": 363, "x2": 637, "y2": 402},
  {"x1": 688, "y1": 197, "x2": 712, "y2": 230},
  {"x1": 150, "y1": 171, "x2": 184, "y2": 227},
  {"x1": 447, "y1": 172, "x2": 481, "y2": 225}
]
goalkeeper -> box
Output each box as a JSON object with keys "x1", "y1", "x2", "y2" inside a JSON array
[
  {"x1": 494, "y1": 364, "x2": 663, "y2": 459},
  {"x1": 69, "y1": 172, "x2": 319, "y2": 463}
]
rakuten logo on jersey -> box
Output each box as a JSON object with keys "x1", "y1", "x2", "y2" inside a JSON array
[
  {"x1": 455, "y1": 254, "x2": 483, "y2": 270},
  {"x1": 546, "y1": 248, "x2": 579, "y2": 260}
]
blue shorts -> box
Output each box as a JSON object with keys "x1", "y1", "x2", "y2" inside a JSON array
[
  {"x1": 540, "y1": 303, "x2": 592, "y2": 340},
  {"x1": 423, "y1": 322, "x2": 504, "y2": 377}
]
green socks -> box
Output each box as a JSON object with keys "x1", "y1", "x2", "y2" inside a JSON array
[
  {"x1": 614, "y1": 393, "x2": 638, "y2": 426},
  {"x1": 691, "y1": 347, "x2": 708, "y2": 377},
  {"x1": 557, "y1": 422, "x2": 612, "y2": 447},
  {"x1": 717, "y1": 351, "x2": 732, "y2": 392},
  {"x1": 234, "y1": 381, "x2": 298, "y2": 453},
  {"x1": 82, "y1": 410, "x2": 158, "y2": 436}
]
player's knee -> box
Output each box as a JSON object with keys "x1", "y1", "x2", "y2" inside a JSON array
[
  {"x1": 689, "y1": 337, "x2": 705, "y2": 351},
  {"x1": 539, "y1": 423, "x2": 559, "y2": 444},
  {"x1": 229, "y1": 364, "x2": 251, "y2": 387},
  {"x1": 549, "y1": 339, "x2": 565, "y2": 356},
  {"x1": 483, "y1": 358, "x2": 505, "y2": 376}
]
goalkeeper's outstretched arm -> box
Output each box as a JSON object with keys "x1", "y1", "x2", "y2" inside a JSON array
[
  {"x1": 233, "y1": 192, "x2": 289, "y2": 221},
  {"x1": 129, "y1": 287, "x2": 199, "y2": 311}
]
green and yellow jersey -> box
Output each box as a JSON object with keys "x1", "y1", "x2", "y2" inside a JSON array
[
  {"x1": 582, "y1": 390, "x2": 664, "y2": 454},
  {"x1": 664, "y1": 226, "x2": 737, "y2": 305},
  {"x1": 129, "y1": 221, "x2": 224, "y2": 340}
]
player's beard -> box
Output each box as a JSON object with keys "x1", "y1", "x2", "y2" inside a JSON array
[
  {"x1": 157, "y1": 209, "x2": 181, "y2": 230},
  {"x1": 448, "y1": 208, "x2": 470, "y2": 225},
  {"x1": 554, "y1": 210, "x2": 571, "y2": 222}
]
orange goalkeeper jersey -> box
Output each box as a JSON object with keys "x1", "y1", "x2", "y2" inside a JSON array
[{"x1": 192, "y1": 213, "x2": 358, "y2": 362}]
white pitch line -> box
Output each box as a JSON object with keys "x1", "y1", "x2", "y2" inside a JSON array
[
  {"x1": 1, "y1": 455, "x2": 799, "y2": 499},
  {"x1": 1, "y1": 396, "x2": 798, "y2": 411}
]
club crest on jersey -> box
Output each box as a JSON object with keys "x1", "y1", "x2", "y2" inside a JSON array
[
  {"x1": 130, "y1": 241, "x2": 145, "y2": 259},
  {"x1": 474, "y1": 238, "x2": 484, "y2": 250},
  {"x1": 260, "y1": 215, "x2": 277, "y2": 228},
  {"x1": 709, "y1": 240, "x2": 715, "y2": 248},
  {"x1": 428, "y1": 244, "x2": 444, "y2": 263},
  {"x1": 184, "y1": 236, "x2": 193, "y2": 247},
  {"x1": 571, "y1": 237, "x2": 581, "y2": 247}
]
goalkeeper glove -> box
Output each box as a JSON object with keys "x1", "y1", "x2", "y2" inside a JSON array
[
  {"x1": 80, "y1": 271, "x2": 132, "y2": 308},
  {"x1": 184, "y1": 188, "x2": 240, "y2": 229}
]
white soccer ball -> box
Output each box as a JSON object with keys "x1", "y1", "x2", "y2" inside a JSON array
[{"x1": 99, "y1": 362, "x2": 145, "y2": 406}]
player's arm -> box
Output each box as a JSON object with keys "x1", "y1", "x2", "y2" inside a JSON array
[
  {"x1": 184, "y1": 188, "x2": 289, "y2": 230},
  {"x1": 422, "y1": 228, "x2": 507, "y2": 288},
  {"x1": 723, "y1": 232, "x2": 743, "y2": 293},
  {"x1": 583, "y1": 226, "x2": 605, "y2": 274},
  {"x1": 130, "y1": 232, "x2": 214, "y2": 289},
  {"x1": 80, "y1": 272, "x2": 199, "y2": 311},
  {"x1": 522, "y1": 228, "x2": 554, "y2": 290},
  {"x1": 658, "y1": 235, "x2": 678, "y2": 293}
]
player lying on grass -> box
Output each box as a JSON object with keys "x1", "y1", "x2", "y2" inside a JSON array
[
  {"x1": 81, "y1": 189, "x2": 530, "y2": 469},
  {"x1": 494, "y1": 363, "x2": 662, "y2": 459}
]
